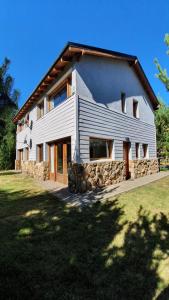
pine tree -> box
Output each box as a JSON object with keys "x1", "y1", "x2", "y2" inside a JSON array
[
  {"x1": 155, "y1": 99, "x2": 169, "y2": 157},
  {"x1": 0, "y1": 58, "x2": 19, "y2": 170},
  {"x1": 155, "y1": 34, "x2": 169, "y2": 91}
]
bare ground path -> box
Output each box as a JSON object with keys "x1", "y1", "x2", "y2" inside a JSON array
[{"x1": 40, "y1": 171, "x2": 169, "y2": 206}]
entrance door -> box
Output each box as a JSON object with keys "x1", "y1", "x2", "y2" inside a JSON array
[
  {"x1": 49, "y1": 139, "x2": 71, "y2": 184},
  {"x1": 49, "y1": 144, "x2": 55, "y2": 180},
  {"x1": 123, "y1": 142, "x2": 130, "y2": 179}
]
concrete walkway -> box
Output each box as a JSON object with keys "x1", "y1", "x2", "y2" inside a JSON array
[{"x1": 40, "y1": 171, "x2": 169, "y2": 206}]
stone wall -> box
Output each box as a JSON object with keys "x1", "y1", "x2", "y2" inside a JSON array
[
  {"x1": 21, "y1": 161, "x2": 49, "y2": 181},
  {"x1": 129, "y1": 159, "x2": 159, "y2": 179},
  {"x1": 15, "y1": 160, "x2": 20, "y2": 171},
  {"x1": 68, "y1": 160, "x2": 126, "y2": 193}
]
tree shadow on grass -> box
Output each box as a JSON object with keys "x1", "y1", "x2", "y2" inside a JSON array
[
  {"x1": 0, "y1": 170, "x2": 21, "y2": 176},
  {"x1": 0, "y1": 188, "x2": 169, "y2": 300}
]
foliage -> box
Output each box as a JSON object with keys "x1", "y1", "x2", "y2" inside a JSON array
[
  {"x1": 155, "y1": 34, "x2": 169, "y2": 91},
  {"x1": 0, "y1": 58, "x2": 19, "y2": 170},
  {"x1": 155, "y1": 99, "x2": 169, "y2": 157}
]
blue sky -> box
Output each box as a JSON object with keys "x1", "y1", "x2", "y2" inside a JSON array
[{"x1": 0, "y1": 0, "x2": 169, "y2": 107}]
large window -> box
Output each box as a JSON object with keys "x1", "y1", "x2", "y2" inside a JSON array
[
  {"x1": 49, "y1": 77, "x2": 72, "y2": 111},
  {"x1": 90, "y1": 138, "x2": 112, "y2": 160},
  {"x1": 142, "y1": 144, "x2": 148, "y2": 159},
  {"x1": 37, "y1": 144, "x2": 43, "y2": 162},
  {"x1": 37, "y1": 100, "x2": 44, "y2": 119},
  {"x1": 53, "y1": 86, "x2": 67, "y2": 108}
]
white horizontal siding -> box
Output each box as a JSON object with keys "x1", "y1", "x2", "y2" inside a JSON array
[
  {"x1": 78, "y1": 98, "x2": 156, "y2": 162},
  {"x1": 16, "y1": 95, "x2": 76, "y2": 161}
]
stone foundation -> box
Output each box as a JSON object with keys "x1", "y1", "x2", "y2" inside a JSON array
[
  {"x1": 68, "y1": 160, "x2": 126, "y2": 193},
  {"x1": 15, "y1": 160, "x2": 20, "y2": 171},
  {"x1": 21, "y1": 161, "x2": 49, "y2": 181},
  {"x1": 129, "y1": 159, "x2": 159, "y2": 179},
  {"x1": 68, "y1": 159, "x2": 159, "y2": 193},
  {"x1": 15, "y1": 158, "x2": 159, "y2": 192}
]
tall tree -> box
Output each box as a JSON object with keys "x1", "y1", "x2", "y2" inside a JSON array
[
  {"x1": 155, "y1": 99, "x2": 169, "y2": 157},
  {"x1": 155, "y1": 33, "x2": 169, "y2": 91},
  {"x1": 0, "y1": 58, "x2": 20, "y2": 170},
  {"x1": 155, "y1": 34, "x2": 169, "y2": 157}
]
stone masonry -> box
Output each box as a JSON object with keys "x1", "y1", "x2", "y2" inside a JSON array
[
  {"x1": 68, "y1": 159, "x2": 159, "y2": 193},
  {"x1": 68, "y1": 160, "x2": 126, "y2": 193},
  {"x1": 20, "y1": 160, "x2": 49, "y2": 181},
  {"x1": 129, "y1": 159, "x2": 159, "y2": 179},
  {"x1": 15, "y1": 158, "x2": 159, "y2": 193}
]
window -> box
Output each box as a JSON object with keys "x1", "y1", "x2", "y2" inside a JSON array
[
  {"x1": 135, "y1": 143, "x2": 140, "y2": 159},
  {"x1": 18, "y1": 149, "x2": 23, "y2": 161},
  {"x1": 25, "y1": 113, "x2": 30, "y2": 127},
  {"x1": 121, "y1": 92, "x2": 126, "y2": 113},
  {"x1": 25, "y1": 147, "x2": 29, "y2": 161},
  {"x1": 37, "y1": 100, "x2": 44, "y2": 119},
  {"x1": 90, "y1": 138, "x2": 112, "y2": 160},
  {"x1": 37, "y1": 144, "x2": 43, "y2": 162},
  {"x1": 53, "y1": 86, "x2": 67, "y2": 108},
  {"x1": 48, "y1": 77, "x2": 72, "y2": 111},
  {"x1": 133, "y1": 100, "x2": 139, "y2": 118},
  {"x1": 57, "y1": 143, "x2": 63, "y2": 173},
  {"x1": 142, "y1": 144, "x2": 148, "y2": 158}
]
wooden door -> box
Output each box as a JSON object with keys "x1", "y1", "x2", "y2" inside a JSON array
[
  {"x1": 49, "y1": 144, "x2": 55, "y2": 180},
  {"x1": 123, "y1": 142, "x2": 130, "y2": 179},
  {"x1": 56, "y1": 143, "x2": 68, "y2": 184},
  {"x1": 49, "y1": 140, "x2": 71, "y2": 184}
]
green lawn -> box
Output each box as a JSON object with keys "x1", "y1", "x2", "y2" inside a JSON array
[{"x1": 0, "y1": 172, "x2": 169, "y2": 300}]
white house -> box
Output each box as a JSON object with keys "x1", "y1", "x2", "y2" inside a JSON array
[{"x1": 13, "y1": 42, "x2": 159, "y2": 192}]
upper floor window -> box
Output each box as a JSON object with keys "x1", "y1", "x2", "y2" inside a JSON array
[
  {"x1": 121, "y1": 92, "x2": 126, "y2": 113},
  {"x1": 142, "y1": 144, "x2": 148, "y2": 159},
  {"x1": 133, "y1": 100, "x2": 139, "y2": 118},
  {"x1": 17, "y1": 119, "x2": 24, "y2": 132},
  {"x1": 25, "y1": 113, "x2": 30, "y2": 127},
  {"x1": 53, "y1": 86, "x2": 67, "y2": 108},
  {"x1": 37, "y1": 100, "x2": 44, "y2": 119},
  {"x1": 90, "y1": 138, "x2": 112, "y2": 160},
  {"x1": 48, "y1": 77, "x2": 72, "y2": 111}
]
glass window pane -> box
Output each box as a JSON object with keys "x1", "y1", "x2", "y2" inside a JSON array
[
  {"x1": 90, "y1": 139, "x2": 109, "y2": 160},
  {"x1": 53, "y1": 87, "x2": 67, "y2": 108},
  {"x1": 57, "y1": 143, "x2": 63, "y2": 173},
  {"x1": 67, "y1": 143, "x2": 71, "y2": 166},
  {"x1": 50, "y1": 145, "x2": 54, "y2": 173}
]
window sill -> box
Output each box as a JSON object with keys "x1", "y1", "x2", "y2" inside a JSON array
[{"x1": 90, "y1": 158, "x2": 113, "y2": 163}]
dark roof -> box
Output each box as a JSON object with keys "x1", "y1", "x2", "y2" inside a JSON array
[{"x1": 13, "y1": 42, "x2": 158, "y2": 123}]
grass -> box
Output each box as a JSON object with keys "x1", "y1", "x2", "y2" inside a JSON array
[{"x1": 0, "y1": 172, "x2": 169, "y2": 299}]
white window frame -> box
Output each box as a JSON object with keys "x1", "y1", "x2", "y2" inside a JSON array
[
  {"x1": 135, "y1": 143, "x2": 140, "y2": 159},
  {"x1": 142, "y1": 144, "x2": 149, "y2": 159}
]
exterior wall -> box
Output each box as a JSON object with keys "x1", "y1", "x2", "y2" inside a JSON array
[
  {"x1": 68, "y1": 160, "x2": 126, "y2": 193},
  {"x1": 68, "y1": 159, "x2": 159, "y2": 193},
  {"x1": 16, "y1": 94, "x2": 77, "y2": 162},
  {"x1": 129, "y1": 159, "x2": 159, "y2": 179},
  {"x1": 21, "y1": 160, "x2": 49, "y2": 181},
  {"x1": 75, "y1": 55, "x2": 154, "y2": 125},
  {"x1": 78, "y1": 97, "x2": 156, "y2": 162}
]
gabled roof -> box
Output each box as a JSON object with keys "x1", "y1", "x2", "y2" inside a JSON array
[{"x1": 13, "y1": 42, "x2": 158, "y2": 123}]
